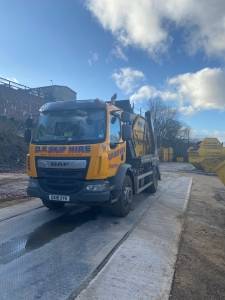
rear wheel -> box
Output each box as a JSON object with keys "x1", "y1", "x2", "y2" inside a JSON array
[
  {"x1": 42, "y1": 199, "x2": 65, "y2": 210},
  {"x1": 146, "y1": 168, "x2": 158, "y2": 193},
  {"x1": 110, "y1": 175, "x2": 133, "y2": 217}
]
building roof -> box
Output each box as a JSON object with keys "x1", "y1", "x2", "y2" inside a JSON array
[{"x1": 30, "y1": 85, "x2": 76, "y2": 93}]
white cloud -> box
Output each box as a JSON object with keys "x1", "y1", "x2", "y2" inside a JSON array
[
  {"x1": 178, "y1": 105, "x2": 195, "y2": 115},
  {"x1": 112, "y1": 67, "x2": 145, "y2": 94},
  {"x1": 86, "y1": 0, "x2": 225, "y2": 58},
  {"x1": 88, "y1": 51, "x2": 99, "y2": 66},
  {"x1": 169, "y1": 68, "x2": 225, "y2": 113},
  {"x1": 86, "y1": 0, "x2": 168, "y2": 56},
  {"x1": 130, "y1": 84, "x2": 176, "y2": 103},
  {"x1": 129, "y1": 67, "x2": 225, "y2": 115},
  {"x1": 111, "y1": 45, "x2": 128, "y2": 61}
]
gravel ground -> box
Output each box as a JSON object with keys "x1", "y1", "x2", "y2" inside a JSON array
[
  {"x1": 170, "y1": 172, "x2": 225, "y2": 300},
  {"x1": 0, "y1": 173, "x2": 28, "y2": 205}
]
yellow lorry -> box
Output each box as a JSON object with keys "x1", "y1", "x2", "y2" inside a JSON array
[{"x1": 25, "y1": 99, "x2": 160, "y2": 217}]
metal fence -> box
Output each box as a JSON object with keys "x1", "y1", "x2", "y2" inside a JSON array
[{"x1": 0, "y1": 76, "x2": 44, "y2": 98}]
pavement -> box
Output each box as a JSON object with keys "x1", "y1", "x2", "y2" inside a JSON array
[
  {"x1": 159, "y1": 162, "x2": 196, "y2": 173},
  {"x1": 0, "y1": 165, "x2": 192, "y2": 300},
  {"x1": 76, "y1": 175, "x2": 192, "y2": 300}
]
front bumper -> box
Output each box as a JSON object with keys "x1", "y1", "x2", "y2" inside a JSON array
[{"x1": 27, "y1": 178, "x2": 119, "y2": 205}]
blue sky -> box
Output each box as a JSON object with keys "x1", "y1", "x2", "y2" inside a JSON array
[{"x1": 0, "y1": 0, "x2": 225, "y2": 141}]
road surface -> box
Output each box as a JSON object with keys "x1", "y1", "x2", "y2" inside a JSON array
[{"x1": 0, "y1": 166, "x2": 191, "y2": 300}]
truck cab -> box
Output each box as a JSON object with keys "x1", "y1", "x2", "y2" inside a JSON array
[{"x1": 26, "y1": 99, "x2": 160, "y2": 216}]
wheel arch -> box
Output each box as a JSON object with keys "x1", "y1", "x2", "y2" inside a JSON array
[{"x1": 110, "y1": 163, "x2": 134, "y2": 192}]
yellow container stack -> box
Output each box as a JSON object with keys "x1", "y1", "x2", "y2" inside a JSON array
[
  {"x1": 159, "y1": 147, "x2": 174, "y2": 162},
  {"x1": 198, "y1": 138, "x2": 223, "y2": 158},
  {"x1": 188, "y1": 144, "x2": 203, "y2": 169},
  {"x1": 188, "y1": 138, "x2": 225, "y2": 176},
  {"x1": 215, "y1": 161, "x2": 225, "y2": 185},
  {"x1": 200, "y1": 158, "x2": 224, "y2": 173}
]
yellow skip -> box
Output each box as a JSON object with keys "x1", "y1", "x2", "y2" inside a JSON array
[{"x1": 215, "y1": 160, "x2": 225, "y2": 185}]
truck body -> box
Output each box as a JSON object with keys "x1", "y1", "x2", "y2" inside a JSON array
[{"x1": 26, "y1": 99, "x2": 160, "y2": 216}]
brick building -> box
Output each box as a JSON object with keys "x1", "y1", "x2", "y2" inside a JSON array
[
  {"x1": 30, "y1": 85, "x2": 77, "y2": 102},
  {"x1": 0, "y1": 85, "x2": 44, "y2": 120},
  {"x1": 0, "y1": 78, "x2": 77, "y2": 121}
]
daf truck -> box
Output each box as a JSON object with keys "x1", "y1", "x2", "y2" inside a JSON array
[{"x1": 25, "y1": 99, "x2": 160, "y2": 217}]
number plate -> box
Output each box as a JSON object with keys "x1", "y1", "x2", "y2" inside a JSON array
[{"x1": 49, "y1": 194, "x2": 70, "y2": 202}]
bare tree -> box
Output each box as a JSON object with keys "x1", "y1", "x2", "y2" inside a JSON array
[
  {"x1": 177, "y1": 126, "x2": 191, "y2": 143},
  {"x1": 147, "y1": 98, "x2": 191, "y2": 160},
  {"x1": 148, "y1": 98, "x2": 181, "y2": 147}
]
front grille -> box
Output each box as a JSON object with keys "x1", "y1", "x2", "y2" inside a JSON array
[
  {"x1": 36, "y1": 157, "x2": 89, "y2": 194},
  {"x1": 37, "y1": 168, "x2": 86, "y2": 179},
  {"x1": 39, "y1": 177, "x2": 84, "y2": 194}
]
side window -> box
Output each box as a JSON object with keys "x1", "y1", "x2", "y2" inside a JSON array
[{"x1": 110, "y1": 114, "x2": 121, "y2": 145}]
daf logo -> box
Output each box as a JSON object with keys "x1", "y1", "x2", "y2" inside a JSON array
[
  {"x1": 50, "y1": 161, "x2": 69, "y2": 167},
  {"x1": 38, "y1": 159, "x2": 87, "y2": 169}
]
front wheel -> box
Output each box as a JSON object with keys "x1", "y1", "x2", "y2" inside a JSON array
[
  {"x1": 110, "y1": 175, "x2": 133, "y2": 217},
  {"x1": 42, "y1": 199, "x2": 65, "y2": 210}
]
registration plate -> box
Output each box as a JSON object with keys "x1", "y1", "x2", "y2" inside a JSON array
[{"x1": 49, "y1": 194, "x2": 70, "y2": 202}]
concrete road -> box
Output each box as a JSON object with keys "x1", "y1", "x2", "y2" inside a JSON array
[{"x1": 0, "y1": 169, "x2": 191, "y2": 300}]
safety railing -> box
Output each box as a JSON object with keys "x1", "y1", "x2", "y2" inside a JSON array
[{"x1": 0, "y1": 76, "x2": 44, "y2": 97}]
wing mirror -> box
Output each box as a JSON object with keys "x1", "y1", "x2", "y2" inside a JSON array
[
  {"x1": 24, "y1": 117, "x2": 33, "y2": 144},
  {"x1": 121, "y1": 111, "x2": 132, "y2": 123},
  {"x1": 122, "y1": 124, "x2": 132, "y2": 141},
  {"x1": 24, "y1": 128, "x2": 32, "y2": 144}
]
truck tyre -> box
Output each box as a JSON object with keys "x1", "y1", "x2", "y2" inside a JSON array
[
  {"x1": 110, "y1": 175, "x2": 133, "y2": 217},
  {"x1": 42, "y1": 199, "x2": 65, "y2": 210},
  {"x1": 146, "y1": 168, "x2": 158, "y2": 193}
]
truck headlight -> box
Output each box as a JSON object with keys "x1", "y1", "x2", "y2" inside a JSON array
[{"x1": 86, "y1": 182, "x2": 109, "y2": 192}]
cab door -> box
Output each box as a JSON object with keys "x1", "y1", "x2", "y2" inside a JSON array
[{"x1": 108, "y1": 113, "x2": 126, "y2": 177}]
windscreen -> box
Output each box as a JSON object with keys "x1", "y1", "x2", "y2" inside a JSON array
[{"x1": 32, "y1": 109, "x2": 106, "y2": 144}]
